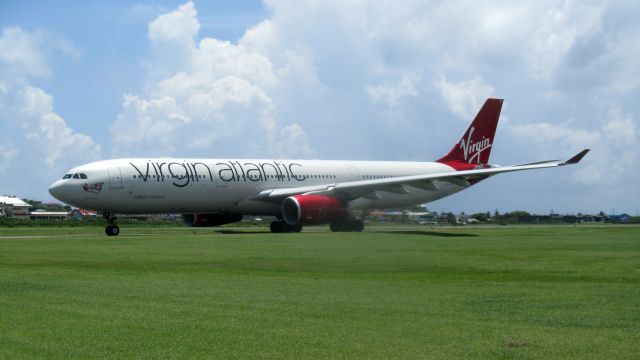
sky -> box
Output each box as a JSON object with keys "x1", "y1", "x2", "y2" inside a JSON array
[{"x1": 0, "y1": 0, "x2": 639, "y2": 215}]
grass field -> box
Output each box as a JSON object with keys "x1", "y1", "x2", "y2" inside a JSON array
[{"x1": 1, "y1": 225, "x2": 638, "y2": 359}]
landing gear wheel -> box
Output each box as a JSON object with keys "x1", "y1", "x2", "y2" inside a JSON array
[
  {"x1": 270, "y1": 221, "x2": 303, "y2": 233},
  {"x1": 353, "y1": 220, "x2": 364, "y2": 232},
  {"x1": 105, "y1": 225, "x2": 120, "y2": 236},
  {"x1": 103, "y1": 212, "x2": 120, "y2": 236},
  {"x1": 270, "y1": 221, "x2": 283, "y2": 233}
]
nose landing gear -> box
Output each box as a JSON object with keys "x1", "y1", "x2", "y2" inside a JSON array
[{"x1": 103, "y1": 212, "x2": 120, "y2": 236}]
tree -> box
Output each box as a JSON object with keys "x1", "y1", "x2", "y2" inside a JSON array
[
  {"x1": 471, "y1": 212, "x2": 489, "y2": 222},
  {"x1": 446, "y1": 212, "x2": 456, "y2": 224}
]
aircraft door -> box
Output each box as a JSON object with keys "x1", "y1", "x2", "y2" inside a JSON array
[{"x1": 108, "y1": 167, "x2": 124, "y2": 189}]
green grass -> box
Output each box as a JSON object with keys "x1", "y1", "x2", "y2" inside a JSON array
[{"x1": 1, "y1": 225, "x2": 638, "y2": 359}]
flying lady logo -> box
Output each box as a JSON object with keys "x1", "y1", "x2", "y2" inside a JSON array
[
  {"x1": 82, "y1": 182, "x2": 104, "y2": 193},
  {"x1": 459, "y1": 127, "x2": 491, "y2": 163}
]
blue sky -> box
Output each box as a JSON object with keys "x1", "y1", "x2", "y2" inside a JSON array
[{"x1": 1, "y1": 0, "x2": 639, "y2": 215}]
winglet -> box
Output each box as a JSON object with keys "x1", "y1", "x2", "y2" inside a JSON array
[{"x1": 562, "y1": 149, "x2": 590, "y2": 165}]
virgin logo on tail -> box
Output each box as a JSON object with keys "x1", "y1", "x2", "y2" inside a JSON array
[{"x1": 459, "y1": 127, "x2": 491, "y2": 163}]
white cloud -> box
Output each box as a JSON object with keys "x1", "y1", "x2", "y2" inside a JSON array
[
  {"x1": 276, "y1": 123, "x2": 313, "y2": 158},
  {"x1": 0, "y1": 27, "x2": 81, "y2": 80},
  {"x1": 436, "y1": 74, "x2": 495, "y2": 119},
  {"x1": 18, "y1": 86, "x2": 101, "y2": 167},
  {"x1": 112, "y1": 76, "x2": 277, "y2": 156},
  {"x1": 112, "y1": 1, "x2": 311, "y2": 159},
  {"x1": 0, "y1": 144, "x2": 17, "y2": 173},
  {"x1": 0, "y1": 82, "x2": 102, "y2": 198},
  {"x1": 148, "y1": 1, "x2": 200, "y2": 44},
  {"x1": 508, "y1": 122, "x2": 600, "y2": 149},
  {"x1": 0, "y1": 27, "x2": 100, "y2": 199},
  {"x1": 366, "y1": 75, "x2": 419, "y2": 108},
  {"x1": 528, "y1": 2, "x2": 604, "y2": 81},
  {"x1": 0, "y1": 27, "x2": 49, "y2": 78},
  {"x1": 508, "y1": 110, "x2": 638, "y2": 188},
  {"x1": 603, "y1": 111, "x2": 636, "y2": 145}
]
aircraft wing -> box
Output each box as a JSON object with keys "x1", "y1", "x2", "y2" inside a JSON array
[{"x1": 250, "y1": 149, "x2": 589, "y2": 203}]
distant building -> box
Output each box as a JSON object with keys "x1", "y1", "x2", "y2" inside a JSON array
[
  {"x1": 0, "y1": 195, "x2": 32, "y2": 219},
  {"x1": 405, "y1": 211, "x2": 435, "y2": 223},
  {"x1": 369, "y1": 210, "x2": 437, "y2": 223},
  {"x1": 29, "y1": 209, "x2": 70, "y2": 221},
  {"x1": 609, "y1": 214, "x2": 632, "y2": 223},
  {"x1": 71, "y1": 209, "x2": 98, "y2": 220}
]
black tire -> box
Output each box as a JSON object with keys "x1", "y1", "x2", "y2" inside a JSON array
[
  {"x1": 270, "y1": 221, "x2": 281, "y2": 233},
  {"x1": 271, "y1": 221, "x2": 302, "y2": 233},
  {"x1": 105, "y1": 225, "x2": 120, "y2": 236},
  {"x1": 353, "y1": 220, "x2": 364, "y2": 232}
]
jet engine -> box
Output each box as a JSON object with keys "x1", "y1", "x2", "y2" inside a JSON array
[
  {"x1": 282, "y1": 194, "x2": 347, "y2": 225},
  {"x1": 182, "y1": 213, "x2": 243, "y2": 227}
]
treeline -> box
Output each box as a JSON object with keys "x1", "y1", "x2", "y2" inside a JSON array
[
  {"x1": 476, "y1": 211, "x2": 639, "y2": 224},
  {"x1": 466, "y1": 211, "x2": 634, "y2": 224},
  {"x1": 364, "y1": 208, "x2": 639, "y2": 225},
  {"x1": 23, "y1": 199, "x2": 71, "y2": 212}
]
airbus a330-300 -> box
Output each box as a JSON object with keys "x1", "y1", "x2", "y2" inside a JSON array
[{"x1": 49, "y1": 98, "x2": 589, "y2": 235}]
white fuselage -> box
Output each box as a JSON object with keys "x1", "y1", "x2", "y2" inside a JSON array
[{"x1": 48, "y1": 158, "x2": 463, "y2": 215}]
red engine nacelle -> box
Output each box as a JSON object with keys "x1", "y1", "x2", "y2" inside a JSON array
[
  {"x1": 182, "y1": 213, "x2": 243, "y2": 227},
  {"x1": 282, "y1": 195, "x2": 348, "y2": 225}
]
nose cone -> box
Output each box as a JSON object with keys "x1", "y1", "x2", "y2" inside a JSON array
[{"x1": 48, "y1": 180, "x2": 66, "y2": 202}]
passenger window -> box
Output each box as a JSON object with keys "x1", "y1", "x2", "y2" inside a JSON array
[{"x1": 72, "y1": 174, "x2": 80, "y2": 179}]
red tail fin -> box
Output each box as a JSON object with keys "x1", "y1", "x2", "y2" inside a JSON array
[{"x1": 436, "y1": 98, "x2": 503, "y2": 168}]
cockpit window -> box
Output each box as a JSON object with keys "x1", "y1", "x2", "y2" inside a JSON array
[
  {"x1": 63, "y1": 174, "x2": 72, "y2": 179},
  {"x1": 72, "y1": 174, "x2": 80, "y2": 179},
  {"x1": 79, "y1": 173, "x2": 88, "y2": 179}
]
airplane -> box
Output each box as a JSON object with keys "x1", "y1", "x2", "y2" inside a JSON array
[{"x1": 48, "y1": 98, "x2": 589, "y2": 236}]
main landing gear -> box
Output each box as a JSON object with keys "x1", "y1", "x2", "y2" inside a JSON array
[
  {"x1": 270, "y1": 221, "x2": 302, "y2": 233},
  {"x1": 103, "y1": 212, "x2": 120, "y2": 236},
  {"x1": 330, "y1": 219, "x2": 364, "y2": 232}
]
